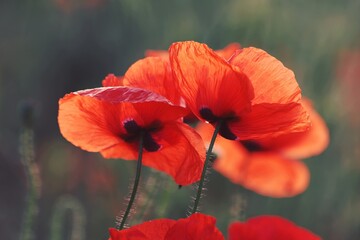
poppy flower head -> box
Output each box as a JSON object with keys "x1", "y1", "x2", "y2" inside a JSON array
[
  {"x1": 169, "y1": 41, "x2": 254, "y2": 140},
  {"x1": 109, "y1": 213, "x2": 224, "y2": 240},
  {"x1": 58, "y1": 86, "x2": 205, "y2": 185},
  {"x1": 170, "y1": 41, "x2": 310, "y2": 140},
  {"x1": 228, "y1": 215, "x2": 321, "y2": 240}
]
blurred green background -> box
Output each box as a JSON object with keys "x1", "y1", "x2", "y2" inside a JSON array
[{"x1": 1, "y1": 0, "x2": 359, "y2": 239}]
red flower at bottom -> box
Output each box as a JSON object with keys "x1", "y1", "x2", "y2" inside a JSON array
[
  {"x1": 228, "y1": 216, "x2": 321, "y2": 240},
  {"x1": 109, "y1": 213, "x2": 224, "y2": 240},
  {"x1": 108, "y1": 214, "x2": 321, "y2": 240}
]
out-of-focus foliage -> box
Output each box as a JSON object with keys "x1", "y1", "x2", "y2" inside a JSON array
[{"x1": 0, "y1": 0, "x2": 359, "y2": 239}]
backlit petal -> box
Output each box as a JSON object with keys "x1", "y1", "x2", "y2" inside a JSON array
[
  {"x1": 228, "y1": 216, "x2": 321, "y2": 240},
  {"x1": 145, "y1": 49, "x2": 169, "y2": 61},
  {"x1": 169, "y1": 41, "x2": 253, "y2": 120},
  {"x1": 259, "y1": 98, "x2": 329, "y2": 159},
  {"x1": 102, "y1": 74, "x2": 123, "y2": 87},
  {"x1": 109, "y1": 213, "x2": 224, "y2": 240},
  {"x1": 165, "y1": 213, "x2": 224, "y2": 240},
  {"x1": 229, "y1": 102, "x2": 310, "y2": 140},
  {"x1": 236, "y1": 152, "x2": 310, "y2": 197},
  {"x1": 109, "y1": 219, "x2": 176, "y2": 240},
  {"x1": 214, "y1": 42, "x2": 241, "y2": 60},
  {"x1": 197, "y1": 123, "x2": 309, "y2": 197},
  {"x1": 123, "y1": 57, "x2": 181, "y2": 105},
  {"x1": 230, "y1": 47, "x2": 301, "y2": 104}
]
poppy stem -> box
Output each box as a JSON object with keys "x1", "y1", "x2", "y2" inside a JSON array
[
  {"x1": 117, "y1": 132, "x2": 144, "y2": 230},
  {"x1": 192, "y1": 120, "x2": 222, "y2": 214}
]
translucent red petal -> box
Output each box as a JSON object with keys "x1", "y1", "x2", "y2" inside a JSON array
[
  {"x1": 229, "y1": 47, "x2": 301, "y2": 105},
  {"x1": 228, "y1": 216, "x2": 321, "y2": 240},
  {"x1": 229, "y1": 102, "x2": 310, "y2": 140},
  {"x1": 109, "y1": 213, "x2": 224, "y2": 240},
  {"x1": 169, "y1": 41, "x2": 254, "y2": 120},
  {"x1": 259, "y1": 98, "x2": 329, "y2": 159}
]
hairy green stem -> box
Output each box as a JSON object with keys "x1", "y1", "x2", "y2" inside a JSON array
[
  {"x1": 192, "y1": 121, "x2": 222, "y2": 214},
  {"x1": 117, "y1": 133, "x2": 144, "y2": 230}
]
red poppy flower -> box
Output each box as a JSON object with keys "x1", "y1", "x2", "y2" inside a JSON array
[
  {"x1": 146, "y1": 42, "x2": 241, "y2": 61},
  {"x1": 196, "y1": 98, "x2": 328, "y2": 197},
  {"x1": 228, "y1": 215, "x2": 321, "y2": 240},
  {"x1": 58, "y1": 86, "x2": 205, "y2": 185},
  {"x1": 170, "y1": 41, "x2": 310, "y2": 140},
  {"x1": 102, "y1": 57, "x2": 181, "y2": 105},
  {"x1": 109, "y1": 213, "x2": 224, "y2": 240}
]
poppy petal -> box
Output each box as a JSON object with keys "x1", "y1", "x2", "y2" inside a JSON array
[
  {"x1": 102, "y1": 122, "x2": 205, "y2": 185},
  {"x1": 214, "y1": 42, "x2": 241, "y2": 60},
  {"x1": 169, "y1": 41, "x2": 253, "y2": 120},
  {"x1": 228, "y1": 215, "x2": 321, "y2": 240},
  {"x1": 229, "y1": 102, "x2": 310, "y2": 140},
  {"x1": 259, "y1": 98, "x2": 329, "y2": 159},
  {"x1": 165, "y1": 213, "x2": 225, "y2": 240},
  {"x1": 122, "y1": 57, "x2": 181, "y2": 105},
  {"x1": 229, "y1": 47, "x2": 301, "y2": 104},
  {"x1": 146, "y1": 42, "x2": 241, "y2": 61},
  {"x1": 109, "y1": 219, "x2": 176, "y2": 240},
  {"x1": 102, "y1": 74, "x2": 124, "y2": 87},
  {"x1": 109, "y1": 213, "x2": 224, "y2": 240},
  {"x1": 234, "y1": 152, "x2": 309, "y2": 197},
  {"x1": 145, "y1": 49, "x2": 169, "y2": 61},
  {"x1": 197, "y1": 122, "x2": 309, "y2": 197}
]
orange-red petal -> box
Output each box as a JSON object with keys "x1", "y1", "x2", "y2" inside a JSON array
[
  {"x1": 259, "y1": 98, "x2": 329, "y2": 159},
  {"x1": 101, "y1": 122, "x2": 205, "y2": 185},
  {"x1": 123, "y1": 57, "x2": 181, "y2": 105},
  {"x1": 146, "y1": 42, "x2": 241, "y2": 61},
  {"x1": 102, "y1": 58, "x2": 181, "y2": 105},
  {"x1": 109, "y1": 219, "x2": 176, "y2": 240},
  {"x1": 109, "y1": 213, "x2": 224, "y2": 240},
  {"x1": 102, "y1": 74, "x2": 124, "y2": 87},
  {"x1": 169, "y1": 41, "x2": 254, "y2": 120},
  {"x1": 165, "y1": 213, "x2": 224, "y2": 240},
  {"x1": 229, "y1": 102, "x2": 310, "y2": 140},
  {"x1": 197, "y1": 123, "x2": 309, "y2": 197},
  {"x1": 234, "y1": 152, "x2": 309, "y2": 197},
  {"x1": 229, "y1": 47, "x2": 301, "y2": 105},
  {"x1": 228, "y1": 216, "x2": 321, "y2": 240},
  {"x1": 145, "y1": 49, "x2": 169, "y2": 61},
  {"x1": 214, "y1": 42, "x2": 241, "y2": 60}
]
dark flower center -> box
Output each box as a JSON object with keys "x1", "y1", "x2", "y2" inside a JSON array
[
  {"x1": 240, "y1": 140, "x2": 264, "y2": 152},
  {"x1": 199, "y1": 107, "x2": 238, "y2": 140},
  {"x1": 121, "y1": 120, "x2": 161, "y2": 152}
]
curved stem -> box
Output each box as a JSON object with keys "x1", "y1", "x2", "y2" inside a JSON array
[
  {"x1": 117, "y1": 133, "x2": 144, "y2": 230},
  {"x1": 192, "y1": 120, "x2": 222, "y2": 214}
]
